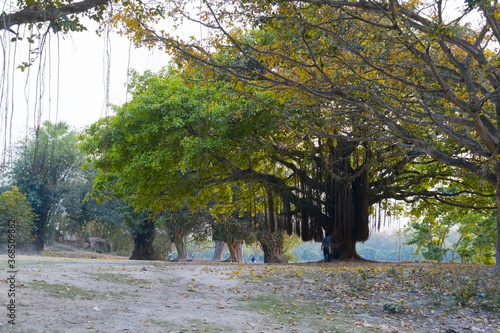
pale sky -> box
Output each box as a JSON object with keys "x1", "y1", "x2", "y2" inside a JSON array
[
  {"x1": 0, "y1": 20, "x2": 178, "y2": 163},
  {"x1": 4, "y1": 28, "x2": 170, "y2": 133}
]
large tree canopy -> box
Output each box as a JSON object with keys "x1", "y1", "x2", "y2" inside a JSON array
[
  {"x1": 82, "y1": 63, "x2": 484, "y2": 262},
  {"x1": 106, "y1": 0, "x2": 499, "y2": 268}
]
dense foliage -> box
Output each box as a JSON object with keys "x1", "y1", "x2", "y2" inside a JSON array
[
  {"x1": 7, "y1": 122, "x2": 80, "y2": 251},
  {"x1": 0, "y1": 187, "x2": 35, "y2": 246}
]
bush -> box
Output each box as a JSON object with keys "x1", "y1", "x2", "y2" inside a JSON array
[{"x1": 0, "y1": 187, "x2": 35, "y2": 247}]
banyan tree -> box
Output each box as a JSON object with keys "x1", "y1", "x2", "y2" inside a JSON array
[
  {"x1": 244, "y1": 131, "x2": 444, "y2": 262},
  {"x1": 287, "y1": 137, "x2": 371, "y2": 260},
  {"x1": 248, "y1": 136, "x2": 371, "y2": 261}
]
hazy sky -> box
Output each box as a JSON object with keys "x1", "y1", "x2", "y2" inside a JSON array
[
  {"x1": 1, "y1": 20, "x2": 172, "y2": 152},
  {"x1": 33, "y1": 35, "x2": 164, "y2": 121},
  {"x1": 47, "y1": 30, "x2": 171, "y2": 127}
]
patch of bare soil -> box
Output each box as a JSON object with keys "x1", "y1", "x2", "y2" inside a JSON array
[{"x1": 0, "y1": 252, "x2": 498, "y2": 333}]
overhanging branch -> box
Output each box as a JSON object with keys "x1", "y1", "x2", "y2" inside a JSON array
[{"x1": 1, "y1": 0, "x2": 109, "y2": 31}]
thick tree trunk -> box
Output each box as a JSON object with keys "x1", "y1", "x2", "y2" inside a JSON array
[
  {"x1": 212, "y1": 241, "x2": 226, "y2": 261},
  {"x1": 235, "y1": 241, "x2": 244, "y2": 262},
  {"x1": 173, "y1": 241, "x2": 189, "y2": 260},
  {"x1": 226, "y1": 241, "x2": 236, "y2": 261},
  {"x1": 261, "y1": 242, "x2": 288, "y2": 263},
  {"x1": 33, "y1": 231, "x2": 45, "y2": 253},
  {"x1": 129, "y1": 218, "x2": 158, "y2": 260},
  {"x1": 172, "y1": 228, "x2": 189, "y2": 261},
  {"x1": 33, "y1": 209, "x2": 51, "y2": 252},
  {"x1": 225, "y1": 238, "x2": 244, "y2": 262},
  {"x1": 336, "y1": 241, "x2": 363, "y2": 260},
  {"x1": 329, "y1": 233, "x2": 363, "y2": 261},
  {"x1": 258, "y1": 231, "x2": 288, "y2": 263}
]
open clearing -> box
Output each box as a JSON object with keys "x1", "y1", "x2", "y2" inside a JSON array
[{"x1": 0, "y1": 252, "x2": 499, "y2": 333}]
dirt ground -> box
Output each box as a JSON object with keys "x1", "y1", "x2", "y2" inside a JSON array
[{"x1": 0, "y1": 251, "x2": 499, "y2": 333}]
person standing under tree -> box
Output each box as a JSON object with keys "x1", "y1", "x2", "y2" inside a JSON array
[{"x1": 321, "y1": 233, "x2": 332, "y2": 263}]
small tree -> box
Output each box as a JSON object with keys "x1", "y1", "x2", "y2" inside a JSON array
[
  {"x1": 405, "y1": 218, "x2": 452, "y2": 263},
  {"x1": 9, "y1": 121, "x2": 80, "y2": 251},
  {"x1": 405, "y1": 197, "x2": 497, "y2": 264},
  {"x1": 455, "y1": 211, "x2": 497, "y2": 265},
  {"x1": 0, "y1": 187, "x2": 35, "y2": 247}
]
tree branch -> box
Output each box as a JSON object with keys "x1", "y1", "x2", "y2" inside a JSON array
[{"x1": 1, "y1": 0, "x2": 109, "y2": 31}]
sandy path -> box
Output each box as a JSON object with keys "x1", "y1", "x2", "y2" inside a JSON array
[
  {"x1": 1, "y1": 258, "x2": 273, "y2": 332},
  {"x1": 1, "y1": 256, "x2": 499, "y2": 333}
]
